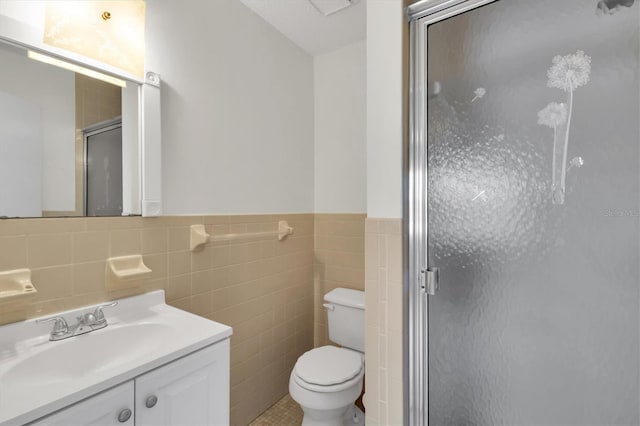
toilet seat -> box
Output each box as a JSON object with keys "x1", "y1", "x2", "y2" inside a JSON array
[{"x1": 293, "y1": 346, "x2": 364, "y2": 393}]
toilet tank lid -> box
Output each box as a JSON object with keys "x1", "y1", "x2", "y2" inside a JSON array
[{"x1": 324, "y1": 288, "x2": 364, "y2": 309}]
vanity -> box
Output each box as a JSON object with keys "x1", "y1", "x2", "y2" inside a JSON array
[{"x1": 0, "y1": 291, "x2": 233, "y2": 425}]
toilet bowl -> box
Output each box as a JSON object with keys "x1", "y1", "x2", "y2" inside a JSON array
[{"x1": 289, "y1": 345, "x2": 364, "y2": 426}]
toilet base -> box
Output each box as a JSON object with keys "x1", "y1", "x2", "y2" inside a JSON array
[
  {"x1": 343, "y1": 404, "x2": 365, "y2": 425},
  {"x1": 300, "y1": 403, "x2": 365, "y2": 426}
]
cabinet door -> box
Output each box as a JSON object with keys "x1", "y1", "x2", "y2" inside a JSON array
[
  {"x1": 135, "y1": 340, "x2": 230, "y2": 426},
  {"x1": 30, "y1": 382, "x2": 134, "y2": 426}
]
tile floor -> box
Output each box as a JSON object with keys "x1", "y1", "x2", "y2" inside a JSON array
[{"x1": 249, "y1": 394, "x2": 303, "y2": 426}]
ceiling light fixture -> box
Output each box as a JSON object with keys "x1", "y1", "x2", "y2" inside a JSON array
[
  {"x1": 308, "y1": 0, "x2": 357, "y2": 16},
  {"x1": 27, "y1": 50, "x2": 127, "y2": 88}
]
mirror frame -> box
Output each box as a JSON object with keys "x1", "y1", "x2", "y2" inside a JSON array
[{"x1": 0, "y1": 12, "x2": 162, "y2": 217}]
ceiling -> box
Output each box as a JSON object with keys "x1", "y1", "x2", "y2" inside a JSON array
[{"x1": 239, "y1": 0, "x2": 366, "y2": 56}]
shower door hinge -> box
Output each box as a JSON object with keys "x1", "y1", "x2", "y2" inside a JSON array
[{"x1": 421, "y1": 267, "x2": 439, "y2": 296}]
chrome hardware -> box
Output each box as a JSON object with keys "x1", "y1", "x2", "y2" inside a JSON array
[
  {"x1": 422, "y1": 267, "x2": 439, "y2": 296},
  {"x1": 117, "y1": 408, "x2": 132, "y2": 423},
  {"x1": 145, "y1": 395, "x2": 158, "y2": 408},
  {"x1": 36, "y1": 316, "x2": 69, "y2": 339},
  {"x1": 322, "y1": 303, "x2": 335, "y2": 311},
  {"x1": 80, "y1": 312, "x2": 96, "y2": 324},
  {"x1": 37, "y1": 301, "x2": 118, "y2": 341},
  {"x1": 93, "y1": 301, "x2": 118, "y2": 326}
]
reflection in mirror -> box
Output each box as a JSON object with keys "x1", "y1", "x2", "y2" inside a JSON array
[
  {"x1": 84, "y1": 118, "x2": 123, "y2": 216},
  {"x1": 0, "y1": 39, "x2": 140, "y2": 218}
]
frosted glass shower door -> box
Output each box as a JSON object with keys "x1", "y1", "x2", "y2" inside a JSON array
[{"x1": 423, "y1": 0, "x2": 639, "y2": 424}]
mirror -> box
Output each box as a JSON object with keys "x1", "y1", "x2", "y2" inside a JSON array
[
  {"x1": 0, "y1": 3, "x2": 161, "y2": 218},
  {"x1": 0, "y1": 39, "x2": 141, "y2": 218}
]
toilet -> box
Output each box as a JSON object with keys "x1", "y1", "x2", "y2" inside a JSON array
[{"x1": 289, "y1": 288, "x2": 365, "y2": 426}]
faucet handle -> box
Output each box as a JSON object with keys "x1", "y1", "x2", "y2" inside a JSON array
[
  {"x1": 80, "y1": 312, "x2": 97, "y2": 325},
  {"x1": 36, "y1": 316, "x2": 69, "y2": 339},
  {"x1": 93, "y1": 301, "x2": 118, "y2": 325}
]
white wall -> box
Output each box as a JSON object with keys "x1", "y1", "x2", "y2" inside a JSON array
[
  {"x1": 0, "y1": 46, "x2": 75, "y2": 213},
  {"x1": 366, "y1": 0, "x2": 405, "y2": 219},
  {"x1": 314, "y1": 41, "x2": 366, "y2": 213},
  {"x1": 145, "y1": 0, "x2": 314, "y2": 215},
  {"x1": 0, "y1": 1, "x2": 45, "y2": 30}
]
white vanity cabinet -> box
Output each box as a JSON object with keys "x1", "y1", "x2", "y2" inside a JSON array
[
  {"x1": 135, "y1": 341, "x2": 229, "y2": 426},
  {"x1": 29, "y1": 340, "x2": 230, "y2": 426}
]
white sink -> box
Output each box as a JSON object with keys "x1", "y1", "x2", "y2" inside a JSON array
[
  {"x1": 3, "y1": 323, "x2": 172, "y2": 388},
  {"x1": 0, "y1": 291, "x2": 232, "y2": 425}
]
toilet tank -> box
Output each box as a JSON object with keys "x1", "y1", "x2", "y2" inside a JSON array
[{"x1": 324, "y1": 288, "x2": 365, "y2": 352}]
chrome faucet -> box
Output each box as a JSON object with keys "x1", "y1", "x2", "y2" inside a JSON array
[{"x1": 36, "y1": 302, "x2": 118, "y2": 341}]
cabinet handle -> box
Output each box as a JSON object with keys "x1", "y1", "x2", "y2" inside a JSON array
[
  {"x1": 118, "y1": 408, "x2": 132, "y2": 423},
  {"x1": 146, "y1": 395, "x2": 158, "y2": 408}
]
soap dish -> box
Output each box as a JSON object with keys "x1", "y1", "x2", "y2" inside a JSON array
[
  {"x1": 106, "y1": 255, "x2": 152, "y2": 290},
  {"x1": 0, "y1": 269, "x2": 37, "y2": 308}
]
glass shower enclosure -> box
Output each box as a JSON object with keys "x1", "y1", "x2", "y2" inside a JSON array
[{"x1": 408, "y1": 0, "x2": 639, "y2": 424}]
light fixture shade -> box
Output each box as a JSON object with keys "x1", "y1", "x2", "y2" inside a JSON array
[
  {"x1": 43, "y1": 0, "x2": 145, "y2": 78},
  {"x1": 308, "y1": 0, "x2": 354, "y2": 16},
  {"x1": 27, "y1": 51, "x2": 127, "y2": 88}
]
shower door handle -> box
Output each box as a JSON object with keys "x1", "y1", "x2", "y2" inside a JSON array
[{"x1": 421, "y1": 267, "x2": 439, "y2": 296}]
